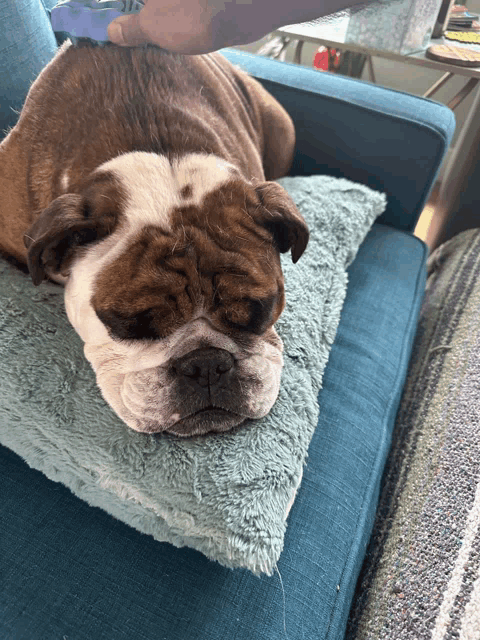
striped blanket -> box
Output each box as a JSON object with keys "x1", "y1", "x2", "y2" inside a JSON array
[{"x1": 347, "y1": 228, "x2": 480, "y2": 640}]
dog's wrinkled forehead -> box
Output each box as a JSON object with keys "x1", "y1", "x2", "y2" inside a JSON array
[{"x1": 89, "y1": 152, "x2": 285, "y2": 342}]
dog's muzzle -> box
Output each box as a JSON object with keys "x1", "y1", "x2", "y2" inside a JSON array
[{"x1": 83, "y1": 331, "x2": 284, "y2": 438}]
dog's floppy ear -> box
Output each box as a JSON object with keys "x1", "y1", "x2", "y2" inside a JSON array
[
  {"x1": 24, "y1": 172, "x2": 123, "y2": 285},
  {"x1": 24, "y1": 191, "x2": 118, "y2": 285},
  {"x1": 254, "y1": 181, "x2": 309, "y2": 263}
]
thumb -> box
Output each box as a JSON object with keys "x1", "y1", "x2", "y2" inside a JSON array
[{"x1": 107, "y1": 14, "x2": 149, "y2": 46}]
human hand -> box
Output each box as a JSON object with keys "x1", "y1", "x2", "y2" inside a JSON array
[
  {"x1": 107, "y1": 0, "x2": 218, "y2": 54},
  {"x1": 107, "y1": 0, "x2": 377, "y2": 55}
]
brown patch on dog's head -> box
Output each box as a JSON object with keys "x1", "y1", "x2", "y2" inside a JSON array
[
  {"x1": 91, "y1": 179, "x2": 308, "y2": 341},
  {"x1": 24, "y1": 171, "x2": 126, "y2": 285},
  {"x1": 180, "y1": 184, "x2": 193, "y2": 199}
]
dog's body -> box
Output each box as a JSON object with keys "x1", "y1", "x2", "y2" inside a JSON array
[{"x1": 0, "y1": 42, "x2": 308, "y2": 436}]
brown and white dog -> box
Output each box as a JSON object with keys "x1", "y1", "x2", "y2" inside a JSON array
[{"x1": 0, "y1": 41, "x2": 308, "y2": 437}]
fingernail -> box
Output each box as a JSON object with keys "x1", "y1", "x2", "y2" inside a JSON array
[{"x1": 109, "y1": 22, "x2": 125, "y2": 45}]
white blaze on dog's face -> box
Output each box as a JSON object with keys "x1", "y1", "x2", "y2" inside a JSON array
[{"x1": 25, "y1": 152, "x2": 309, "y2": 437}]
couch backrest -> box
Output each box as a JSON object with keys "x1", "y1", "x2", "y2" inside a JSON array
[{"x1": 221, "y1": 48, "x2": 456, "y2": 234}]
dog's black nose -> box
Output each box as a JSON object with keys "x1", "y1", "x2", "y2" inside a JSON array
[{"x1": 173, "y1": 347, "x2": 234, "y2": 388}]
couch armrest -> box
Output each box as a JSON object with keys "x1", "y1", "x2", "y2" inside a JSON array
[{"x1": 221, "y1": 48, "x2": 456, "y2": 233}]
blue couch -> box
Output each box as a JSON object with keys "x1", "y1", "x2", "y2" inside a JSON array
[{"x1": 0, "y1": 17, "x2": 455, "y2": 640}]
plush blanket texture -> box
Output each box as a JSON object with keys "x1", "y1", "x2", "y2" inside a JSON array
[
  {"x1": 347, "y1": 229, "x2": 480, "y2": 639},
  {"x1": 0, "y1": 176, "x2": 385, "y2": 575}
]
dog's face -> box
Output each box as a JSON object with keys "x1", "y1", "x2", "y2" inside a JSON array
[{"x1": 25, "y1": 152, "x2": 308, "y2": 436}]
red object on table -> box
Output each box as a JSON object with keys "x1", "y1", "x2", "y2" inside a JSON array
[
  {"x1": 313, "y1": 46, "x2": 330, "y2": 70},
  {"x1": 313, "y1": 46, "x2": 342, "y2": 71}
]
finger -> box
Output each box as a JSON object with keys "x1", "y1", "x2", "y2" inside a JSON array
[{"x1": 107, "y1": 14, "x2": 148, "y2": 46}]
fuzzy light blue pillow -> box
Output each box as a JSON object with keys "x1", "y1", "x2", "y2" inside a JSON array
[{"x1": 0, "y1": 176, "x2": 385, "y2": 575}]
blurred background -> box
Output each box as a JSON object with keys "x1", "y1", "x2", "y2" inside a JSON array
[{"x1": 235, "y1": 0, "x2": 480, "y2": 245}]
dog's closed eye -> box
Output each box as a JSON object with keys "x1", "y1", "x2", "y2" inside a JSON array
[{"x1": 95, "y1": 307, "x2": 170, "y2": 341}]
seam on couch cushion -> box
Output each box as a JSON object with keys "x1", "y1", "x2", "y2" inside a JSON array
[{"x1": 325, "y1": 233, "x2": 429, "y2": 639}]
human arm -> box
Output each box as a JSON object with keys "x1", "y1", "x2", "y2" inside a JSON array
[{"x1": 107, "y1": 0, "x2": 377, "y2": 54}]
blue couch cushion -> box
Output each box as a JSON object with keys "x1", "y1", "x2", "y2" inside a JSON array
[{"x1": 0, "y1": 224, "x2": 427, "y2": 640}]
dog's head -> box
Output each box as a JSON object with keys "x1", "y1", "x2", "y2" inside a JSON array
[{"x1": 24, "y1": 152, "x2": 308, "y2": 436}]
